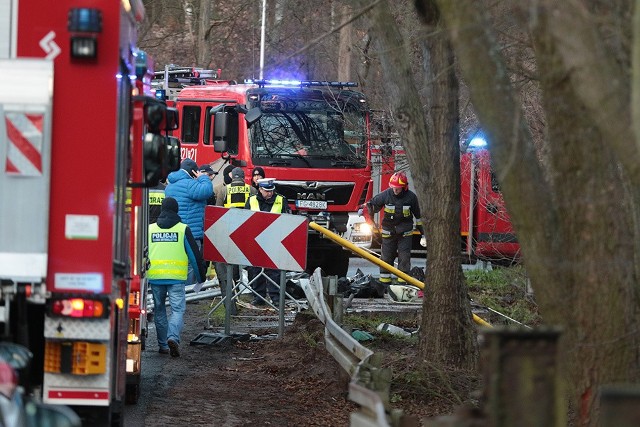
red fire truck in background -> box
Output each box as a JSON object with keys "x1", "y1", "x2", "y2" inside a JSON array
[
  {"x1": 0, "y1": 0, "x2": 179, "y2": 425},
  {"x1": 372, "y1": 137, "x2": 520, "y2": 264},
  {"x1": 154, "y1": 71, "x2": 374, "y2": 277}
]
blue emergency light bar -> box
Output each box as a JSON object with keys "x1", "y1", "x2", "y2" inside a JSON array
[
  {"x1": 468, "y1": 137, "x2": 488, "y2": 148},
  {"x1": 245, "y1": 79, "x2": 358, "y2": 88}
]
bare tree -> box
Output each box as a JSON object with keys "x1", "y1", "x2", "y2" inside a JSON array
[
  {"x1": 435, "y1": 0, "x2": 640, "y2": 424},
  {"x1": 357, "y1": 0, "x2": 478, "y2": 369}
]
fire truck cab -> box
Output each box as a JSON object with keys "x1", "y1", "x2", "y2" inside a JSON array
[{"x1": 159, "y1": 73, "x2": 374, "y2": 276}]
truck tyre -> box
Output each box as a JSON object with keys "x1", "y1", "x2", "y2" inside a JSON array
[
  {"x1": 322, "y1": 251, "x2": 349, "y2": 278},
  {"x1": 125, "y1": 383, "x2": 140, "y2": 404}
]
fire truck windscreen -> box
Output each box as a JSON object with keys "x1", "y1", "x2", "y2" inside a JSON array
[{"x1": 248, "y1": 99, "x2": 367, "y2": 168}]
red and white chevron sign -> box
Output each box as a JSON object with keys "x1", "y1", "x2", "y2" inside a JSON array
[
  {"x1": 4, "y1": 112, "x2": 44, "y2": 176},
  {"x1": 203, "y1": 206, "x2": 308, "y2": 271}
]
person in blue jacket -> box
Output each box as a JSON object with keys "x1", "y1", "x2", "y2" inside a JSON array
[
  {"x1": 165, "y1": 158, "x2": 213, "y2": 285},
  {"x1": 148, "y1": 197, "x2": 206, "y2": 357}
]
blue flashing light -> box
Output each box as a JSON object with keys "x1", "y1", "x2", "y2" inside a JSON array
[
  {"x1": 245, "y1": 79, "x2": 358, "y2": 88},
  {"x1": 134, "y1": 50, "x2": 150, "y2": 79},
  {"x1": 155, "y1": 89, "x2": 166, "y2": 101},
  {"x1": 469, "y1": 137, "x2": 487, "y2": 148},
  {"x1": 68, "y1": 8, "x2": 102, "y2": 33}
]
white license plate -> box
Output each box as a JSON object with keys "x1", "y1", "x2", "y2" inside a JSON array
[{"x1": 296, "y1": 200, "x2": 328, "y2": 210}]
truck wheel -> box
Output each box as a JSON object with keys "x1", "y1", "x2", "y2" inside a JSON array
[
  {"x1": 125, "y1": 383, "x2": 140, "y2": 404},
  {"x1": 322, "y1": 251, "x2": 349, "y2": 277}
]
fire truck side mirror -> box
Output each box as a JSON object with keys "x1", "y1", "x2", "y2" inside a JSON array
[
  {"x1": 143, "y1": 133, "x2": 168, "y2": 187},
  {"x1": 165, "y1": 107, "x2": 179, "y2": 130},
  {"x1": 213, "y1": 111, "x2": 228, "y2": 153},
  {"x1": 144, "y1": 101, "x2": 179, "y2": 133},
  {"x1": 145, "y1": 103, "x2": 164, "y2": 133},
  {"x1": 166, "y1": 136, "x2": 181, "y2": 172},
  {"x1": 203, "y1": 104, "x2": 226, "y2": 149}
]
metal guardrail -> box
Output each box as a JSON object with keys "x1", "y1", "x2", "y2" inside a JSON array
[{"x1": 301, "y1": 268, "x2": 393, "y2": 427}]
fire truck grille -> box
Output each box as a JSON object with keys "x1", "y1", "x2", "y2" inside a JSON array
[{"x1": 275, "y1": 181, "x2": 355, "y2": 206}]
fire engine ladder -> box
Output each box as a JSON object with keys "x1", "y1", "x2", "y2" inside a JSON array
[{"x1": 151, "y1": 65, "x2": 222, "y2": 101}]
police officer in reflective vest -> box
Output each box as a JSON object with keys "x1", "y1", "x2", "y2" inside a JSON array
[
  {"x1": 361, "y1": 171, "x2": 425, "y2": 285},
  {"x1": 213, "y1": 167, "x2": 256, "y2": 313},
  {"x1": 215, "y1": 167, "x2": 256, "y2": 208},
  {"x1": 244, "y1": 178, "x2": 291, "y2": 306},
  {"x1": 148, "y1": 197, "x2": 206, "y2": 357},
  {"x1": 148, "y1": 181, "x2": 166, "y2": 224}
]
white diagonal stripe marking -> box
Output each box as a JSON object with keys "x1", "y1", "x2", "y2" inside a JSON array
[{"x1": 255, "y1": 214, "x2": 304, "y2": 271}]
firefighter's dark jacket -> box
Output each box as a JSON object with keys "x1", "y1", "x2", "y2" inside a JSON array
[
  {"x1": 149, "y1": 208, "x2": 206, "y2": 284},
  {"x1": 366, "y1": 188, "x2": 424, "y2": 235},
  {"x1": 245, "y1": 192, "x2": 291, "y2": 213}
]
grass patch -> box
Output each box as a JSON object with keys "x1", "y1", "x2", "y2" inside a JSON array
[{"x1": 465, "y1": 265, "x2": 540, "y2": 326}]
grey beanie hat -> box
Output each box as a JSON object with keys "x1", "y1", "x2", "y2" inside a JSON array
[{"x1": 231, "y1": 167, "x2": 245, "y2": 179}]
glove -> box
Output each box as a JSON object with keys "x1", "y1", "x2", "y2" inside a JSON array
[
  {"x1": 357, "y1": 208, "x2": 364, "y2": 216},
  {"x1": 420, "y1": 236, "x2": 426, "y2": 247}
]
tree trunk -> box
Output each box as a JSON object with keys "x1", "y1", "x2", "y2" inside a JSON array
[
  {"x1": 196, "y1": 0, "x2": 212, "y2": 67},
  {"x1": 436, "y1": 0, "x2": 640, "y2": 424},
  {"x1": 359, "y1": 0, "x2": 478, "y2": 369},
  {"x1": 415, "y1": 0, "x2": 478, "y2": 369},
  {"x1": 337, "y1": 3, "x2": 352, "y2": 82}
]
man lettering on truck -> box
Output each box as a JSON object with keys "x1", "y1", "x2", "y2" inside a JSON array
[
  {"x1": 360, "y1": 171, "x2": 426, "y2": 289},
  {"x1": 148, "y1": 197, "x2": 206, "y2": 357},
  {"x1": 165, "y1": 158, "x2": 213, "y2": 285}
]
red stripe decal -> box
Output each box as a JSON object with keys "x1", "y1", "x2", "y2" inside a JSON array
[
  {"x1": 5, "y1": 116, "x2": 42, "y2": 172},
  {"x1": 47, "y1": 390, "x2": 110, "y2": 400},
  {"x1": 5, "y1": 158, "x2": 18, "y2": 174},
  {"x1": 26, "y1": 113, "x2": 44, "y2": 133}
]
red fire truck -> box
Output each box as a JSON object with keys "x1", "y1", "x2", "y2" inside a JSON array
[
  {"x1": 372, "y1": 139, "x2": 520, "y2": 264},
  {"x1": 155, "y1": 71, "x2": 374, "y2": 277},
  {"x1": 0, "y1": 0, "x2": 179, "y2": 424}
]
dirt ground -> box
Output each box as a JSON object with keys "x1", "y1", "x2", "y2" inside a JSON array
[{"x1": 136, "y1": 298, "x2": 478, "y2": 426}]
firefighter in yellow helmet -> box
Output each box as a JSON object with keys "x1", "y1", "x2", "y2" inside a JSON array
[{"x1": 361, "y1": 171, "x2": 424, "y2": 286}]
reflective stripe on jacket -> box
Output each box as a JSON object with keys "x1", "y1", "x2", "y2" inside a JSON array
[
  {"x1": 224, "y1": 183, "x2": 252, "y2": 208},
  {"x1": 248, "y1": 194, "x2": 285, "y2": 213},
  {"x1": 148, "y1": 223, "x2": 188, "y2": 280}
]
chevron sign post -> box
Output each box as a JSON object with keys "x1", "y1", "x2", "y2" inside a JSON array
[{"x1": 203, "y1": 206, "x2": 308, "y2": 272}]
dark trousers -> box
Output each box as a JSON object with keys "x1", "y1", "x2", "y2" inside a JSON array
[
  {"x1": 214, "y1": 262, "x2": 240, "y2": 294},
  {"x1": 380, "y1": 233, "x2": 412, "y2": 283},
  {"x1": 248, "y1": 266, "x2": 280, "y2": 301}
]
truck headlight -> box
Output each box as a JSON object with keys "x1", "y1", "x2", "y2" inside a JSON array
[{"x1": 353, "y1": 222, "x2": 372, "y2": 235}]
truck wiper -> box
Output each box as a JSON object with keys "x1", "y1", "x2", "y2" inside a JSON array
[
  {"x1": 331, "y1": 160, "x2": 360, "y2": 167},
  {"x1": 277, "y1": 153, "x2": 312, "y2": 167},
  {"x1": 269, "y1": 160, "x2": 291, "y2": 166}
]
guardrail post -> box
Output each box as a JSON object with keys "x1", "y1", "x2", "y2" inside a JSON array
[
  {"x1": 599, "y1": 385, "x2": 640, "y2": 427},
  {"x1": 481, "y1": 327, "x2": 563, "y2": 427},
  {"x1": 325, "y1": 275, "x2": 341, "y2": 323}
]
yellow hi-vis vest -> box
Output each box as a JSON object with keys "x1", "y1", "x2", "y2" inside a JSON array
[
  {"x1": 224, "y1": 183, "x2": 252, "y2": 208},
  {"x1": 148, "y1": 223, "x2": 188, "y2": 280},
  {"x1": 248, "y1": 195, "x2": 285, "y2": 213}
]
